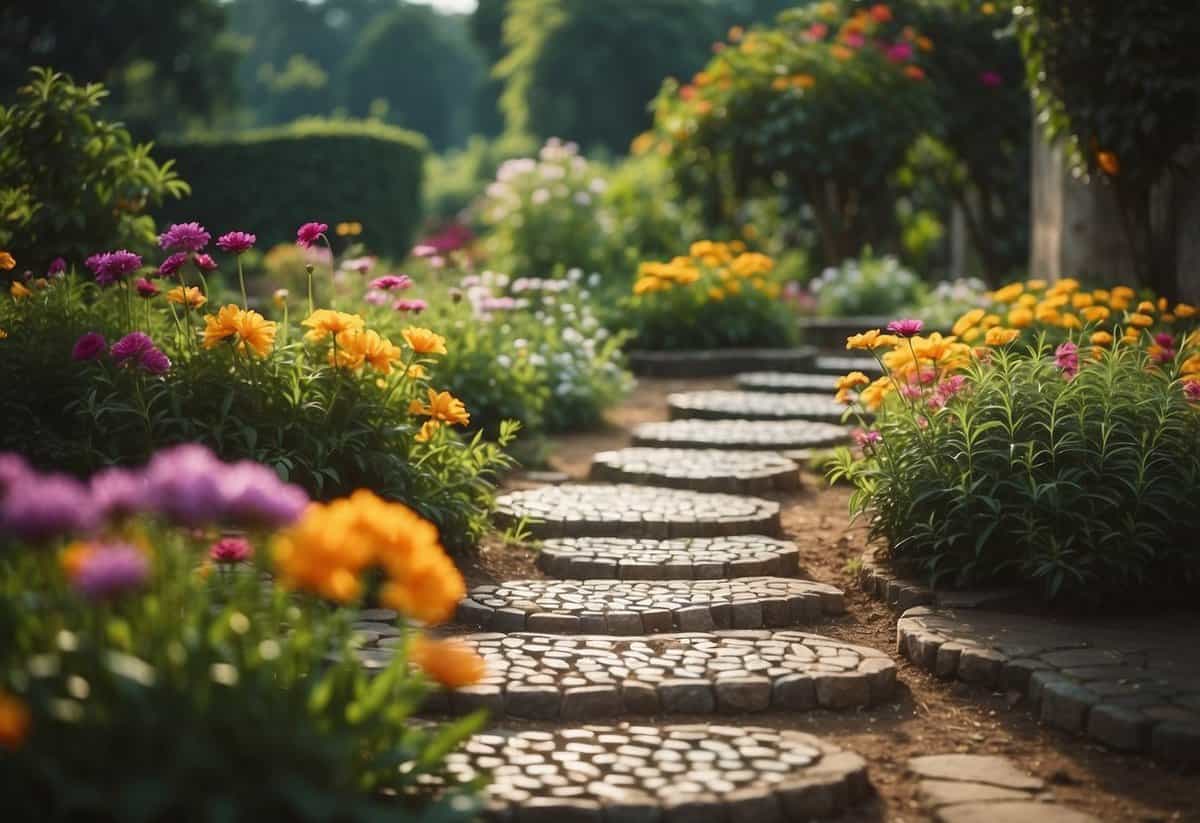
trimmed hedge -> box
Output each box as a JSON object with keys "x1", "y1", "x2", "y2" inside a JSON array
[{"x1": 160, "y1": 120, "x2": 426, "y2": 257}]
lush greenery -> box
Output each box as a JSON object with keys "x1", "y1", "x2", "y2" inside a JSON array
[
  {"x1": 0, "y1": 69, "x2": 189, "y2": 269},
  {"x1": 0, "y1": 448, "x2": 485, "y2": 820},
  {"x1": 626, "y1": 241, "x2": 796, "y2": 350},
  {"x1": 807, "y1": 254, "x2": 925, "y2": 317},
  {"x1": 161, "y1": 121, "x2": 426, "y2": 259},
  {"x1": 830, "y1": 282, "x2": 1200, "y2": 601}
]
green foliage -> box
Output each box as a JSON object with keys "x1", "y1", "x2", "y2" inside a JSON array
[
  {"x1": 830, "y1": 339, "x2": 1200, "y2": 602},
  {"x1": 603, "y1": 153, "x2": 704, "y2": 273},
  {"x1": 0, "y1": 68, "x2": 189, "y2": 271},
  {"x1": 161, "y1": 120, "x2": 425, "y2": 259},
  {"x1": 808, "y1": 254, "x2": 926, "y2": 317},
  {"x1": 424, "y1": 133, "x2": 538, "y2": 223},
  {"x1": 909, "y1": 276, "x2": 990, "y2": 330}
]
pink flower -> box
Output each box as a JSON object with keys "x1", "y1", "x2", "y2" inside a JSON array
[
  {"x1": 411, "y1": 244, "x2": 438, "y2": 258},
  {"x1": 216, "y1": 231, "x2": 256, "y2": 255},
  {"x1": 886, "y1": 42, "x2": 913, "y2": 62},
  {"x1": 72, "y1": 332, "x2": 107, "y2": 361},
  {"x1": 937, "y1": 374, "x2": 967, "y2": 399},
  {"x1": 807, "y1": 22, "x2": 828, "y2": 40},
  {"x1": 1054, "y1": 341, "x2": 1079, "y2": 379},
  {"x1": 370, "y1": 274, "x2": 413, "y2": 291},
  {"x1": 209, "y1": 536, "x2": 253, "y2": 564},
  {"x1": 139, "y1": 348, "x2": 171, "y2": 375},
  {"x1": 158, "y1": 222, "x2": 210, "y2": 252},
  {"x1": 393, "y1": 299, "x2": 427, "y2": 314},
  {"x1": 1155, "y1": 333, "x2": 1175, "y2": 348},
  {"x1": 853, "y1": 429, "x2": 882, "y2": 448},
  {"x1": 342, "y1": 256, "x2": 376, "y2": 274},
  {"x1": 159, "y1": 252, "x2": 188, "y2": 277},
  {"x1": 47, "y1": 257, "x2": 67, "y2": 277},
  {"x1": 887, "y1": 318, "x2": 924, "y2": 337},
  {"x1": 364, "y1": 290, "x2": 388, "y2": 306},
  {"x1": 85, "y1": 250, "x2": 142, "y2": 287},
  {"x1": 844, "y1": 31, "x2": 866, "y2": 48},
  {"x1": 193, "y1": 253, "x2": 218, "y2": 272},
  {"x1": 296, "y1": 222, "x2": 328, "y2": 249},
  {"x1": 900, "y1": 383, "x2": 922, "y2": 400},
  {"x1": 135, "y1": 278, "x2": 160, "y2": 298},
  {"x1": 1184, "y1": 381, "x2": 1200, "y2": 403},
  {"x1": 110, "y1": 332, "x2": 155, "y2": 366},
  {"x1": 980, "y1": 71, "x2": 1003, "y2": 88}
]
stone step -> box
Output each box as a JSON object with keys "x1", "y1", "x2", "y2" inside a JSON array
[
  {"x1": 536, "y1": 536, "x2": 800, "y2": 580},
  {"x1": 425, "y1": 630, "x2": 895, "y2": 719},
  {"x1": 667, "y1": 390, "x2": 853, "y2": 424},
  {"x1": 626, "y1": 346, "x2": 816, "y2": 378},
  {"x1": 493, "y1": 484, "x2": 781, "y2": 539},
  {"x1": 735, "y1": 371, "x2": 839, "y2": 393},
  {"x1": 812, "y1": 354, "x2": 884, "y2": 376},
  {"x1": 442, "y1": 723, "x2": 871, "y2": 821},
  {"x1": 590, "y1": 448, "x2": 800, "y2": 494},
  {"x1": 632, "y1": 419, "x2": 850, "y2": 452},
  {"x1": 909, "y1": 754, "x2": 1100, "y2": 822},
  {"x1": 457, "y1": 577, "x2": 844, "y2": 635}
]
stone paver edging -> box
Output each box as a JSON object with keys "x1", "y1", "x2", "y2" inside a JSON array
[
  {"x1": 429, "y1": 630, "x2": 895, "y2": 719},
  {"x1": 667, "y1": 390, "x2": 852, "y2": 424},
  {"x1": 537, "y1": 536, "x2": 801, "y2": 580},
  {"x1": 626, "y1": 347, "x2": 816, "y2": 378},
  {"x1": 493, "y1": 484, "x2": 781, "y2": 539},
  {"x1": 632, "y1": 419, "x2": 850, "y2": 452},
  {"x1": 735, "y1": 371, "x2": 839, "y2": 394},
  {"x1": 590, "y1": 448, "x2": 800, "y2": 494},
  {"x1": 458, "y1": 577, "x2": 845, "y2": 634},
  {"x1": 909, "y1": 754, "x2": 1099, "y2": 823},
  {"x1": 857, "y1": 550, "x2": 1022, "y2": 612},
  {"x1": 447, "y1": 723, "x2": 871, "y2": 821},
  {"x1": 897, "y1": 607, "x2": 1200, "y2": 764}
]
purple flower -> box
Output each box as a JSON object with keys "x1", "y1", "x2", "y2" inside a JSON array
[
  {"x1": 193, "y1": 253, "x2": 218, "y2": 272},
  {"x1": 209, "y1": 536, "x2": 253, "y2": 564},
  {"x1": 73, "y1": 543, "x2": 149, "y2": 600},
  {"x1": 72, "y1": 332, "x2": 108, "y2": 361},
  {"x1": 1155, "y1": 333, "x2": 1175, "y2": 348},
  {"x1": 110, "y1": 332, "x2": 155, "y2": 366},
  {"x1": 393, "y1": 299, "x2": 427, "y2": 314},
  {"x1": 217, "y1": 231, "x2": 256, "y2": 255},
  {"x1": 135, "y1": 278, "x2": 160, "y2": 299},
  {"x1": 0, "y1": 470, "x2": 99, "y2": 541},
  {"x1": 980, "y1": 71, "x2": 1003, "y2": 88},
  {"x1": 886, "y1": 42, "x2": 913, "y2": 62},
  {"x1": 296, "y1": 222, "x2": 328, "y2": 249},
  {"x1": 480, "y1": 296, "x2": 517, "y2": 312},
  {"x1": 0, "y1": 453, "x2": 30, "y2": 497},
  {"x1": 139, "y1": 348, "x2": 171, "y2": 375},
  {"x1": 886, "y1": 318, "x2": 924, "y2": 337},
  {"x1": 218, "y1": 460, "x2": 310, "y2": 528},
  {"x1": 1055, "y1": 341, "x2": 1079, "y2": 379},
  {"x1": 159, "y1": 252, "x2": 188, "y2": 277},
  {"x1": 370, "y1": 274, "x2": 413, "y2": 291},
  {"x1": 47, "y1": 257, "x2": 67, "y2": 278},
  {"x1": 85, "y1": 250, "x2": 142, "y2": 287},
  {"x1": 159, "y1": 222, "x2": 211, "y2": 252},
  {"x1": 90, "y1": 467, "x2": 149, "y2": 522}
]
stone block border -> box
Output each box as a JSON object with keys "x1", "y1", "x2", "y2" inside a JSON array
[
  {"x1": 632, "y1": 419, "x2": 850, "y2": 452},
  {"x1": 590, "y1": 448, "x2": 801, "y2": 494},
  {"x1": 536, "y1": 536, "x2": 801, "y2": 580},
  {"x1": 627, "y1": 347, "x2": 816, "y2": 378},
  {"x1": 667, "y1": 390, "x2": 851, "y2": 424}
]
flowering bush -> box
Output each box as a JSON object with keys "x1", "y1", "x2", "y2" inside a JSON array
[
  {"x1": 0, "y1": 220, "x2": 514, "y2": 550},
  {"x1": 907, "y1": 276, "x2": 990, "y2": 330},
  {"x1": 0, "y1": 446, "x2": 484, "y2": 821},
  {"x1": 625, "y1": 241, "x2": 797, "y2": 351},
  {"x1": 479, "y1": 138, "x2": 617, "y2": 277},
  {"x1": 829, "y1": 304, "x2": 1200, "y2": 602},
  {"x1": 807, "y1": 253, "x2": 926, "y2": 317}
]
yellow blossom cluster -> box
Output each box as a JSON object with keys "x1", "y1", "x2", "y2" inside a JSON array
[
  {"x1": 203, "y1": 304, "x2": 278, "y2": 358},
  {"x1": 842, "y1": 329, "x2": 973, "y2": 410},
  {"x1": 632, "y1": 241, "x2": 780, "y2": 302}
]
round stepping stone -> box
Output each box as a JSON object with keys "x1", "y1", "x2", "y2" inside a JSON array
[
  {"x1": 667, "y1": 390, "x2": 851, "y2": 423},
  {"x1": 433, "y1": 630, "x2": 895, "y2": 719},
  {"x1": 736, "y1": 371, "x2": 839, "y2": 393},
  {"x1": 627, "y1": 346, "x2": 816, "y2": 377},
  {"x1": 457, "y1": 577, "x2": 845, "y2": 634},
  {"x1": 537, "y1": 535, "x2": 801, "y2": 580},
  {"x1": 493, "y1": 483, "x2": 780, "y2": 539},
  {"x1": 633, "y1": 419, "x2": 850, "y2": 451},
  {"x1": 445, "y1": 723, "x2": 871, "y2": 821},
  {"x1": 813, "y1": 354, "x2": 884, "y2": 376},
  {"x1": 590, "y1": 448, "x2": 800, "y2": 494}
]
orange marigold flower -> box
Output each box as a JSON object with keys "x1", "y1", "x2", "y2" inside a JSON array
[
  {"x1": 831, "y1": 44, "x2": 854, "y2": 61},
  {"x1": 415, "y1": 419, "x2": 441, "y2": 442},
  {"x1": 167, "y1": 285, "x2": 206, "y2": 309},
  {"x1": 1007, "y1": 308, "x2": 1034, "y2": 328},
  {"x1": 870, "y1": 3, "x2": 892, "y2": 22},
  {"x1": 1090, "y1": 331, "x2": 1114, "y2": 346},
  {"x1": 916, "y1": 35, "x2": 933, "y2": 52},
  {"x1": 846, "y1": 329, "x2": 900, "y2": 351},
  {"x1": 0, "y1": 691, "x2": 31, "y2": 750},
  {"x1": 1096, "y1": 150, "x2": 1119, "y2": 176},
  {"x1": 952, "y1": 309, "x2": 986, "y2": 336},
  {"x1": 904, "y1": 65, "x2": 926, "y2": 81},
  {"x1": 302, "y1": 309, "x2": 364, "y2": 343},
  {"x1": 203, "y1": 304, "x2": 242, "y2": 349},
  {"x1": 402, "y1": 326, "x2": 447, "y2": 355},
  {"x1": 836, "y1": 371, "x2": 871, "y2": 392},
  {"x1": 991, "y1": 282, "x2": 1024, "y2": 303},
  {"x1": 1127, "y1": 313, "x2": 1154, "y2": 328},
  {"x1": 379, "y1": 552, "x2": 465, "y2": 625},
  {"x1": 1175, "y1": 303, "x2": 1196, "y2": 319},
  {"x1": 1081, "y1": 305, "x2": 1111, "y2": 324},
  {"x1": 10, "y1": 281, "x2": 31, "y2": 300},
  {"x1": 411, "y1": 637, "x2": 486, "y2": 689},
  {"x1": 0, "y1": 252, "x2": 16, "y2": 270},
  {"x1": 985, "y1": 327, "x2": 1020, "y2": 346},
  {"x1": 409, "y1": 388, "x2": 470, "y2": 427}
]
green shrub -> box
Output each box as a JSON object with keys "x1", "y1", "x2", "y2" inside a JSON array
[
  {"x1": 808, "y1": 254, "x2": 925, "y2": 317},
  {"x1": 830, "y1": 333, "x2": 1200, "y2": 602},
  {"x1": 0, "y1": 68, "x2": 189, "y2": 270},
  {"x1": 161, "y1": 120, "x2": 425, "y2": 259},
  {"x1": 424, "y1": 133, "x2": 537, "y2": 223}
]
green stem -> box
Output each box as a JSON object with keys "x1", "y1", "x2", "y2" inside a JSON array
[
  {"x1": 236, "y1": 257, "x2": 248, "y2": 309},
  {"x1": 307, "y1": 270, "x2": 315, "y2": 318},
  {"x1": 320, "y1": 233, "x2": 336, "y2": 311}
]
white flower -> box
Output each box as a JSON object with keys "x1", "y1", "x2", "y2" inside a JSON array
[{"x1": 532, "y1": 189, "x2": 550, "y2": 205}]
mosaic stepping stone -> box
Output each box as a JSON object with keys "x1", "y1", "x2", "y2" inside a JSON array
[
  {"x1": 441, "y1": 723, "x2": 871, "y2": 821},
  {"x1": 536, "y1": 536, "x2": 801, "y2": 580},
  {"x1": 736, "y1": 371, "x2": 839, "y2": 393},
  {"x1": 633, "y1": 419, "x2": 850, "y2": 451},
  {"x1": 627, "y1": 346, "x2": 816, "y2": 377},
  {"x1": 425, "y1": 631, "x2": 895, "y2": 719},
  {"x1": 590, "y1": 448, "x2": 800, "y2": 494},
  {"x1": 813, "y1": 354, "x2": 884, "y2": 376},
  {"x1": 667, "y1": 390, "x2": 852, "y2": 423},
  {"x1": 457, "y1": 577, "x2": 844, "y2": 634},
  {"x1": 493, "y1": 484, "x2": 781, "y2": 539}
]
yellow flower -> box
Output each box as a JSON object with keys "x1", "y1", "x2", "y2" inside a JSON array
[
  {"x1": 379, "y1": 552, "x2": 465, "y2": 625},
  {"x1": 0, "y1": 690, "x2": 31, "y2": 751},
  {"x1": 952, "y1": 309, "x2": 985, "y2": 336},
  {"x1": 1127, "y1": 313, "x2": 1154, "y2": 328},
  {"x1": 334, "y1": 328, "x2": 399, "y2": 373},
  {"x1": 0, "y1": 328, "x2": 7, "y2": 340},
  {"x1": 1071, "y1": 293, "x2": 1094, "y2": 309},
  {"x1": 981, "y1": 313, "x2": 1001, "y2": 329},
  {"x1": 1047, "y1": 278, "x2": 1080, "y2": 296},
  {"x1": 708, "y1": 287, "x2": 726, "y2": 302},
  {"x1": 846, "y1": 329, "x2": 900, "y2": 351},
  {"x1": 1080, "y1": 305, "x2": 1110, "y2": 323},
  {"x1": 1092, "y1": 289, "x2": 1111, "y2": 303},
  {"x1": 835, "y1": 371, "x2": 871, "y2": 392},
  {"x1": 859, "y1": 377, "x2": 891, "y2": 411},
  {"x1": 1137, "y1": 301, "x2": 1156, "y2": 314},
  {"x1": 10, "y1": 281, "x2": 31, "y2": 300},
  {"x1": 0, "y1": 252, "x2": 15, "y2": 270},
  {"x1": 1175, "y1": 303, "x2": 1197, "y2": 319},
  {"x1": 410, "y1": 637, "x2": 486, "y2": 689},
  {"x1": 60, "y1": 541, "x2": 96, "y2": 579},
  {"x1": 771, "y1": 76, "x2": 790, "y2": 91},
  {"x1": 402, "y1": 327, "x2": 447, "y2": 355},
  {"x1": 912, "y1": 333, "x2": 966, "y2": 363},
  {"x1": 1026, "y1": 279, "x2": 1047, "y2": 291},
  {"x1": 729, "y1": 252, "x2": 774, "y2": 278},
  {"x1": 1059, "y1": 313, "x2": 1082, "y2": 330},
  {"x1": 335, "y1": 221, "x2": 363, "y2": 237},
  {"x1": 167, "y1": 285, "x2": 207, "y2": 309},
  {"x1": 985, "y1": 327, "x2": 1020, "y2": 346},
  {"x1": 1090, "y1": 331, "x2": 1114, "y2": 346},
  {"x1": 991, "y1": 282, "x2": 1024, "y2": 303},
  {"x1": 1016, "y1": 293, "x2": 1038, "y2": 308},
  {"x1": 791, "y1": 74, "x2": 816, "y2": 89},
  {"x1": 203, "y1": 304, "x2": 242, "y2": 349},
  {"x1": 1111, "y1": 286, "x2": 1136, "y2": 301},
  {"x1": 233, "y1": 309, "x2": 277, "y2": 358},
  {"x1": 831, "y1": 44, "x2": 854, "y2": 60},
  {"x1": 302, "y1": 309, "x2": 364, "y2": 342},
  {"x1": 1007, "y1": 308, "x2": 1033, "y2": 328},
  {"x1": 407, "y1": 364, "x2": 427, "y2": 379},
  {"x1": 1181, "y1": 354, "x2": 1200, "y2": 376},
  {"x1": 409, "y1": 388, "x2": 470, "y2": 427},
  {"x1": 415, "y1": 419, "x2": 441, "y2": 442},
  {"x1": 981, "y1": 2, "x2": 996, "y2": 14}
]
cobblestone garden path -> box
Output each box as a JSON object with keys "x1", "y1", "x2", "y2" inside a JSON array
[{"x1": 354, "y1": 373, "x2": 1198, "y2": 821}]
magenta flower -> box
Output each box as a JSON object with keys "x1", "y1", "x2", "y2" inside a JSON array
[
  {"x1": 1154, "y1": 333, "x2": 1175, "y2": 348},
  {"x1": 72, "y1": 332, "x2": 108, "y2": 361},
  {"x1": 844, "y1": 31, "x2": 865, "y2": 48},
  {"x1": 193, "y1": 253, "x2": 218, "y2": 272},
  {"x1": 85, "y1": 250, "x2": 142, "y2": 287},
  {"x1": 296, "y1": 222, "x2": 328, "y2": 249},
  {"x1": 342, "y1": 256, "x2": 375, "y2": 274},
  {"x1": 139, "y1": 348, "x2": 171, "y2": 375},
  {"x1": 1054, "y1": 341, "x2": 1079, "y2": 379},
  {"x1": 937, "y1": 374, "x2": 968, "y2": 400},
  {"x1": 370, "y1": 274, "x2": 412, "y2": 291},
  {"x1": 209, "y1": 536, "x2": 253, "y2": 564},
  {"x1": 159, "y1": 222, "x2": 211, "y2": 252},
  {"x1": 110, "y1": 332, "x2": 155, "y2": 366},
  {"x1": 73, "y1": 542, "x2": 150, "y2": 600},
  {"x1": 980, "y1": 71, "x2": 1003, "y2": 88},
  {"x1": 90, "y1": 467, "x2": 149, "y2": 522},
  {"x1": 393, "y1": 298, "x2": 427, "y2": 314},
  {"x1": 886, "y1": 42, "x2": 913, "y2": 62},
  {"x1": 887, "y1": 318, "x2": 924, "y2": 337},
  {"x1": 47, "y1": 257, "x2": 67, "y2": 277},
  {"x1": 852, "y1": 429, "x2": 882, "y2": 448},
  {"x1": 1185, "y1": 380, "x2": 1200, "y2": 403},
  {"x1": 159, "y1": 252, "x2": 188, "y2": 277},
  {"x1": 135, "y1": 278, "x2": 160, "y2": 298},
  {"x1": 217, "y1": 231, "x2": 256, "y2": 255}
]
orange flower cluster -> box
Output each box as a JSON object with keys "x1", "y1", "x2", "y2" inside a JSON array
[
  {"x1": 844, "y1": 330, "x2": 973, "y2": 410},
  {"x1": 409, "y1": 388, "x2": 471, "y2": 442},
  {"x1": 633, "y1": 241, "x2": 779, "y2": 302},
  {"x1": 203, "y1": 304, "x2": 278, "y2": 357},
  {"x1": 410, "y1": 637, "x2": 486, "y2": 689}
]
